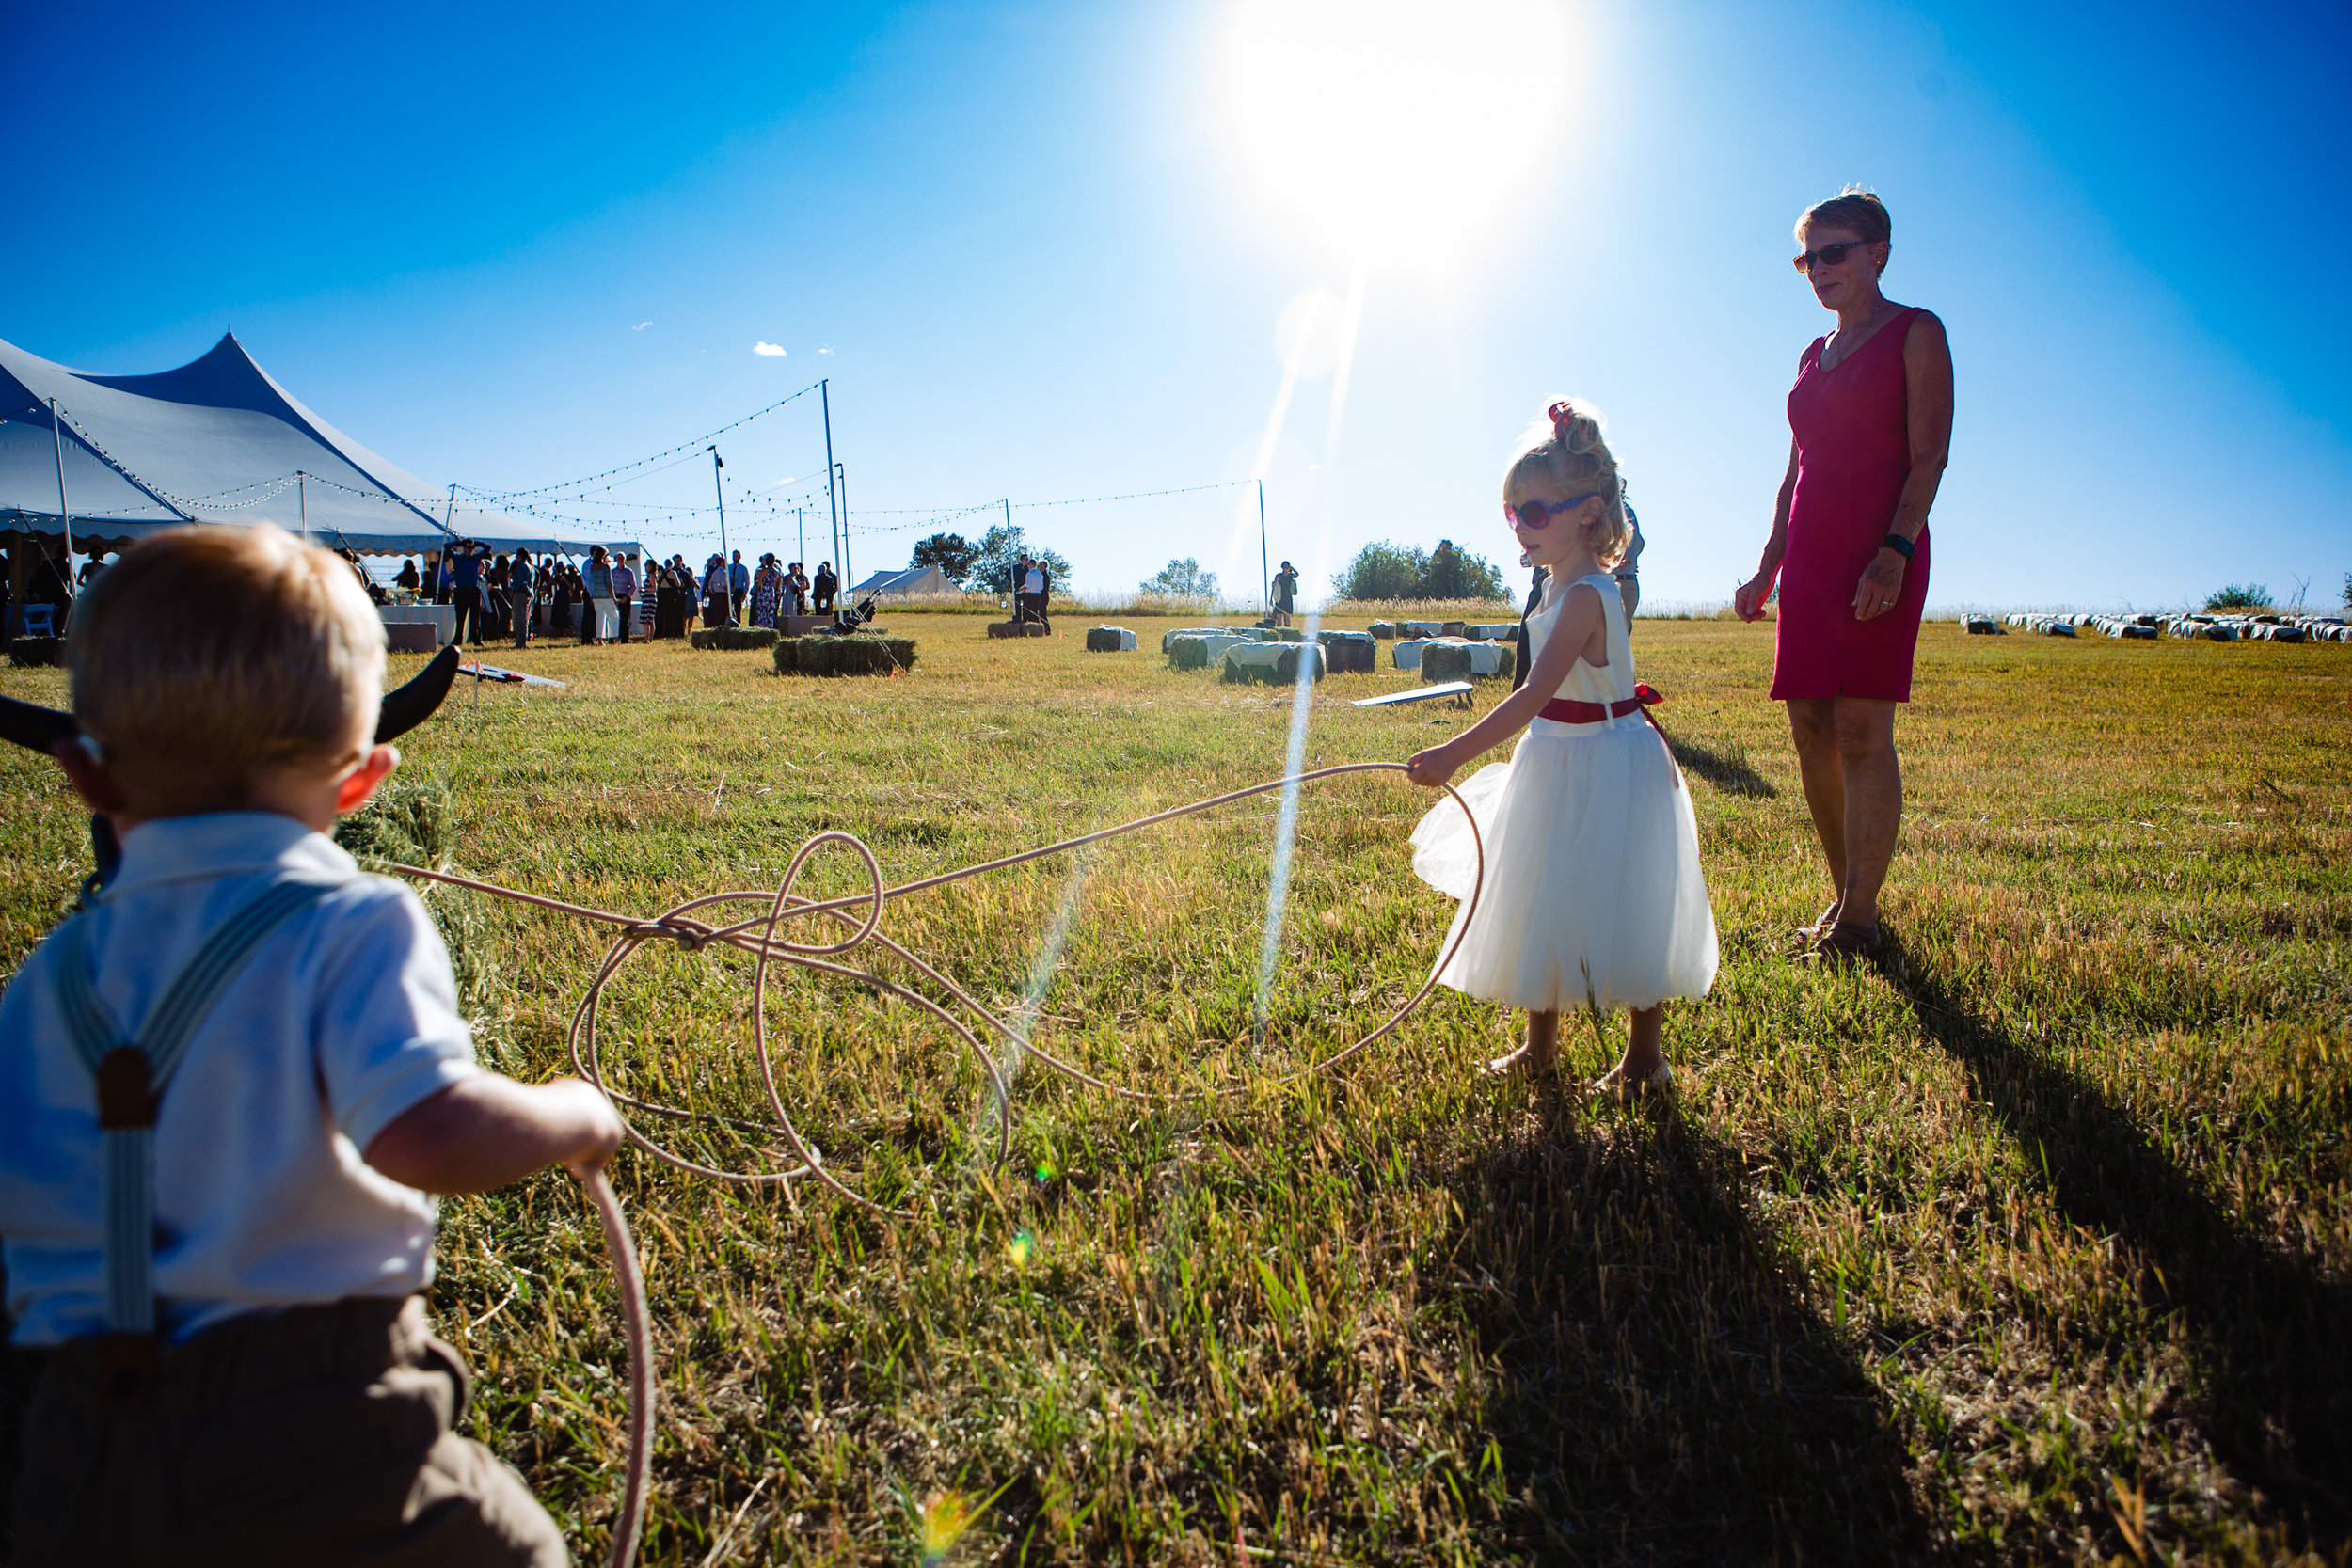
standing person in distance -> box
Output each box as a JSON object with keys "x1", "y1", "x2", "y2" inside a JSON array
[
  {"x1": 812, "y1": 561, "x2": 837, "y2": 614},
  {"x1": 1733, "y1": 188, "x2": 1953, "y2": 963},
  {"x1": 505, "y1": 548, "x2": 533, "y2": 650},
  {"x1": 611, "y1": 552, "x2": 637, "y2": 643},
  {"x1": 750, "y1": 554, "x2": 782, "y2": 629},
  {"x1": 726, "y1": 549, "x2": 751, "y2": 627},
  {"x1": 1405, "y1": 400, "x2": 1717, "y2": 1096},
  {"x1": 583, "y1": 546, "x2": 615, "y2": 645},
  {"x1": 1614, "y1": 491, "x2": 1645, "y2": 626},
  {"x1": 700, "y1": 554, "x2": 728, "y2": 628},
  {"x1": 1271, "y1": 560, "x2": 1299, "y2": 627},
  {"x1": 448, "y1": 541, "x2": 485, "y2": 646},
  {"x1": 1022, "y1": 555, "x2": 1053, "y2": 633}
]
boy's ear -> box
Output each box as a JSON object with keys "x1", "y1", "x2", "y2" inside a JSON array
[
  {"x1": 51, "y1": 739, "x2": 129, "y2": 817},
  {"x1": 336, "y1": 745, "x2": 401, "y2": 815}
]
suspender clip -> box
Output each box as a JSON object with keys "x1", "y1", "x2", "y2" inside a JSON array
[{"x1": 95, "y1": 1047, "x2": 157, "y2": 1130}]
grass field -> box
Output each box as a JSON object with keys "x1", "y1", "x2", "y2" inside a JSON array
[{"x1": 3, "y1": 615, "x2": 2348, "y2": 1565}]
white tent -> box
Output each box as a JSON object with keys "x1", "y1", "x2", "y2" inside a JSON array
[
  {"x1": 0, "y1": 332, "x2": 638, "y2": 560},
  {"x1": 850, "y1": 563, "x2": 958, "y2": 599}
]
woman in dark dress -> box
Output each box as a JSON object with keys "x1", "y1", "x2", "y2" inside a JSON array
[{"x1": 1735, "y1": 189, "x2": 1953, "y2": 961}]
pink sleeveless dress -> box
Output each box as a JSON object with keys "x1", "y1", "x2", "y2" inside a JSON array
[{"x1": 1772, "y1": 307, "x2": 1931, "y2": 702}]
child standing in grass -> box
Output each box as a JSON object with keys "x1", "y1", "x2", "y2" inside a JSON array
[
  {"x1": 1405, "y1": 401, "x2": 1718, "y2": 1096},
  {"x1": 0, "y1": 525, "x2": 623, "y2": 1565}
]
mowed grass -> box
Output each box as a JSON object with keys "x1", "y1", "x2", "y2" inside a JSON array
[{"x1": 2, "y1": 615, "x2": 2348, "y2": 1565}]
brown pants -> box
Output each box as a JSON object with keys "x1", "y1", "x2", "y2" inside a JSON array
[{"x1": 11, "y1": 1296, "x2": 564, "y2": 1567}]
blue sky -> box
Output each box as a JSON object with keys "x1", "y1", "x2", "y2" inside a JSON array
[{"x1": 4, "y1": 0, "x2": 2345, "y2": 610}]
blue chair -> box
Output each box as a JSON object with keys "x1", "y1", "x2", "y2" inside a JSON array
[{"x1": 21, "y1": 605, "x2": 56, "y2": 637}]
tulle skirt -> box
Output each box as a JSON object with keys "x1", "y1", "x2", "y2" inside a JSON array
[{"x1": 1410, "y1": 719, "x2": 1718, "y2": 1012}]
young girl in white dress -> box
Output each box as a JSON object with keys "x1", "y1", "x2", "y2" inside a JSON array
[{"x1": 1406, "y1": 401, "x2": 1718, "y2": 1096}]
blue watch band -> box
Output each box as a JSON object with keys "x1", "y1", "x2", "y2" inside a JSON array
[{"x1": 1881, "y1": 532, "x2": 1915, "y2": 560}]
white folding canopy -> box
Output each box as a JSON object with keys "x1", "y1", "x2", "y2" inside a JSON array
[{"x1": 0, "y1": 332, "x2": 639, "y2": 560}]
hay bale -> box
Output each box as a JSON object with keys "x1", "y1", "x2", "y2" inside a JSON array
[
  {"x1": 1401, "y1": 620, "x2": 1443, "y2": 637},
  {"x1": 691, "y1": 625, "x2": 782, "y2": 651},
  {"x1": 1465, "y1": 623, "x2": 1518, "y2": 641},
  {"x1": 1161, "y1": 626, "x2": 1229, "y2": 652},
  {"x1": 1964, "y1": 616, "x2": 2003, "y2": 635},
  {"x1": 1393, "y1": 638, "x2": 1429, "y2": 671},
  {"x1": 1086, "y1": 626, "x2": 1138, "y2": 652},
  {"x1": 1367, "y1": 621, "x2": 1395, "y2": 639},
  {"x1": 1168, "y1": 632, "x2": 1255, "y2": 670},
  {"x1": 1270, "y1": 626, "x2": 1303, "y2": 642},
  {"x1": 1440, "y1": 621, "x2": 1468, "y2": 638},
  {"x1": 8, "y1": 635, "x2": 63, "y2": 669},
  {"x1": 2041, "y1": 621, "x2": 2076, "y2": 638},
  {"x1": 1422, "y1": 641, "x2": 1513, "y2": 682},
  {"x1": 988, "y1": 620, "x2": 1048, "y2": 639},
  {"x1": 1219, "y1": 641, "x2": 1326, "y2": 684},
  {"x1": 772, "y1": 635, "x2": 916, "y2": 676},
  {"x1": 2269, "y1": 625, "x2": 2307, "y2": 642},
  {"x1": 1317, "y1": 631, "x2": 1376, "y2": 673}
]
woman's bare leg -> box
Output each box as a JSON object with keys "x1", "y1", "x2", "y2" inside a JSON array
[
  {"x1": 1483, "y1": 1010, "x2": 1558, "y2": 1077},
  {"x1": 1830, "y1": 698, "x2": 1901, "y2": 929},
  {"x1": 1787, "y1": 699, "x2": 1848, "y2": 926}
]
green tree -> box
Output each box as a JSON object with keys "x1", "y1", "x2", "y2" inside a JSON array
[
  {"x1": 911, "y1": 531, "x2": 981, "y2": 584},
  {"x1": 1141, "y1": 558, "x2": 1218, "y2": 598},
  {"x1": 1332, "y1": 539, "x2": 1510, "y2": 601},
  {"x1": 973, "y1": 523, "x2": 1071, "y2": 596},
  {"x1": 2205, "y1": 583, "x2": 2272, "y2": 610}
]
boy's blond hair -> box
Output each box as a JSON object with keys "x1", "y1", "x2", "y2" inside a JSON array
[
  {"x1": 1502, "y1": 399, "x2": 1632, "y2": 568},
  {"x1": 69, "y1": 525, "x2": 386, "y2": 810}
]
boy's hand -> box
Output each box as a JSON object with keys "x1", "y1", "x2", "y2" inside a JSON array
[
  {"x1": 1405, "y1": 744, "x2": 1458, "y2": 789},
  {"x1": 367, "y1": 1073, "x2": 627, "y2": 1195},
  {"x1": 548, "y1": 1078, "x2": 628, "y2": 1173}
]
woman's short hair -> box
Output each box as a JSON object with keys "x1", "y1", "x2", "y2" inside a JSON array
[
  {"x1": 70, "y1": 525, "x2": 384, "y2": 809},
  {"x1": 1797, "y1": 187, "x2": 1891, "y2": 245},
  {"x1": 1502, "y1": 400, "x2": 1632, "y2": 567}
]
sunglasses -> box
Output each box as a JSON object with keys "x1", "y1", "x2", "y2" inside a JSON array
[
  {"x1": 1793, "y1": 240, "x2": 1875, "y2": 273},
  {"x1": 1506, "y1": 494, "x2": 1599, "y2": 531}
]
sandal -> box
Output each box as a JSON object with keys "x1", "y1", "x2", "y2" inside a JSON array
[
  {"x1": 1590, "y1": 1061, "x2": 1677, "y2": 1104},
  {"x1": 1806, "y1": 920, "x2": 1882, "y2": 966}
]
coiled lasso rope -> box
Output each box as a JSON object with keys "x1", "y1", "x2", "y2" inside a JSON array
[{"x1": 397, "y1": 761, "x2": 1483, "y2": 1566}]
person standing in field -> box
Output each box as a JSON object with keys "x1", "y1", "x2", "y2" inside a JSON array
[
  {"x1": 1023, "y1": 557, "x2": 1052, "y2": 632},
  {"x1": 1272, "y1": 560, "x2": 1298, "y2": 626},
  {"x1": 448, "y1": 541, "x2": 485, "y2": 645},
  {"x1": 1406, "y1": 400, "x2": 1717, "y2": 1096},
  {"x1": 812, "y1": 561, "x2": 837, "y2": 614},
  {"x1": 612, "y1": 552, "x2": 637, "y2": 642},
  {"x1": 505, "y1": 548, "x2": 534, "y2": 650},
  {"x1": 726, "y1": 550, "x2": 751, "y2": 626},
  {"x1": 1614, "y1": 495, "x2": 1644, "y2": 626},
  {"x1": 1734, "y1": 189, "x2": 1953, "y2": 963},
  {"x1": 751, "y1": 554, "x2": 782, "y2": 629},
  {"x1": 584, "y1": 545, "x2": 615, "y2": 645}
]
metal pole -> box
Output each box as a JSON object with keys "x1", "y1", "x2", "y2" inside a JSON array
[
  {"x1": 48, "y1": 400, "x2": 72, "y2": 564},
  {"x1": 1258, "y1": 478, "x2": 1269, "y2": 613},
  {"x1": 442, "y1": 483, "x2": 457, "y2": 541},
  {"x1": 298, "y1": 472, "x2": 309, "y2": 543},
  {"x1": 796, "y1": 505, "x2": 804, "y2": 567},
  {"x1": 709, "y1": 448, "x2": 727, "y2": 564},
  {"x1": 819, "y1": 378, "x2": 838, "y2": 578},
  {"x1": 835, "y1": 463, "x2": 850, "y2": 594}
]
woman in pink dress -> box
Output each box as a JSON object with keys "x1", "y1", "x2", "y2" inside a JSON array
[{"x1": 1735, "y1": 190, "x2": 1953, "y2": 961}]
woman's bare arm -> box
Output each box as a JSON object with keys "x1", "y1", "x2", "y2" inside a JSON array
[
  {"x1": 1737, "y1": 435, "x2": 1803, "y2": 622},
  {"x1": 1853, "y1": 311, "x2": 1953, "y2": 621}
]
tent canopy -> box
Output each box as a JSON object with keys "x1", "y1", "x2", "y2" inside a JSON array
[
  {"x1": 0, "y1": 332, "x2": 638, "y2": 560},
  {"x1": 850, "y1": 563, "x2": 958, "y2": 598}
]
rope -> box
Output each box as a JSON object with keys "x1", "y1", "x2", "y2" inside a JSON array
[{"x1": 395, "y1": 761, "x2": 1482, "y2": 1562}]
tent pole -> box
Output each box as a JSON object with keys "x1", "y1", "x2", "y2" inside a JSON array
[
  {"x1": 796, "y1": 505, "x2": 804, "y2": 567},
  {"x1": 298, "y1": 472, "x2": 308, "y2": 543},
  {"x1": 708, "y1": 448, "x2": 727, "y2": 566},
  {"x1": 835, "y1": 463, "x2": 850, "y2": 595},
  {"x1": 820, "y1": 379, "x2": 838, "y2": 579},
  {"x1": 48, "y1": 400, "x2": 72, "y2": 563},
  {"x1": 442, "y1": 484, "x2": 456, "y2": 542}
]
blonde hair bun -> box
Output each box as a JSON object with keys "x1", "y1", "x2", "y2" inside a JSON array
[{"x1": 1502, "y1": 397, "x2": 1631, "y2": 567}]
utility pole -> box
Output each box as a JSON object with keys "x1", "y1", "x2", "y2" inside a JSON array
[
  {"x1": 834, "y1": 462, "x2": 850, "y2": 593},
  {"x1": 708, "y1": 447, "x2": 727, "y2": 564},
  {"x1": 819, "y1": 378, "x2": 838, "y2": 575},
  {"x1": 1258, "y1": 478, "x2": 1269, "y2": 613},
  {"x1": 48, "y1": 399, "x2": 72, "y2": 564}
]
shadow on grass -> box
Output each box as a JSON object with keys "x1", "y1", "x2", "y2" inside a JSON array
[
  {"x1": 1890, "y1": 942, "x2": 2352, "y2": 1546},
  {"x1": 1446, "y1": 1099, "x2": 1923, "y2": 1563},
  {"x1": 1661, "y1": 731, "x2": 1777, "y2": 799}
]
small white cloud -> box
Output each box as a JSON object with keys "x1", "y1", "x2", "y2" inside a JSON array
[
  {"x1": 753, "y1": 341, "x2": 787, "y2": 357},
  {"x1": 632, "y1": 321, "x2": 652, "y2": 331},
  {"x1": 818, "y1": 344, "x2": 834, "y2": 356}
]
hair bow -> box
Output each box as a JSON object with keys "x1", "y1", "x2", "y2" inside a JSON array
[{"x1": 1548, "y1": 401, "x2": 1576, "y2": 442}]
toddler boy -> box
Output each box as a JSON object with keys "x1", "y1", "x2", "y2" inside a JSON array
[{"x1": 0, "y1": 525, "x2": 622, "y2": 1566}]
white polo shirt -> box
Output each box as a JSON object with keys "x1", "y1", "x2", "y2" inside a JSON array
[{"x1": 0, "y1": 814, "x2": 479, "y2": 1345}]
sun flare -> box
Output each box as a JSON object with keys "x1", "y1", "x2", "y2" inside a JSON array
[{"x1": 1224, "y1": 0, "x2": 1577, "y2": 269}]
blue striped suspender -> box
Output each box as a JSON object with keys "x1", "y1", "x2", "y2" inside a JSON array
[{"x1": 49, "y1": 879, "x2": 336, "y2": 1357}]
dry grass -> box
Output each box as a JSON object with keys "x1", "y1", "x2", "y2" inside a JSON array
[{"x1": 3, "y1": 619, "x2": 2348, "y2": 1564}]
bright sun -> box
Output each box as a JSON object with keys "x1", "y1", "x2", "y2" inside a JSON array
[{"x1": 1224, "y1": 0, "x2": 1576, "y2": 270}]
